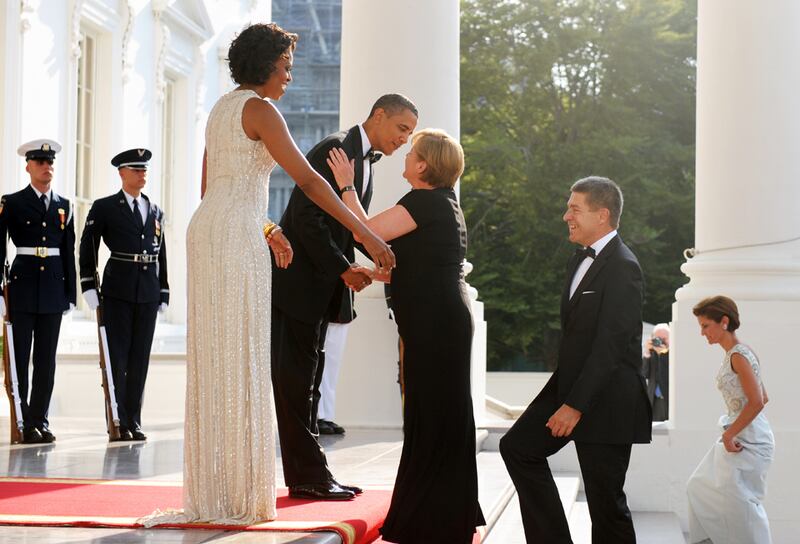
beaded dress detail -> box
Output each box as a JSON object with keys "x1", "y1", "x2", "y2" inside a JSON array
[{"x1": 141, "y1": 89, "x2": 277, "y2": 525}]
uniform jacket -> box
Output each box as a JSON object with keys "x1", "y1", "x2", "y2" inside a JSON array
[
  {"x1": 542, "y1": 234, "x2": 652, "y2": 444},
  {"x1": 272, "y1": 126, "x2": 373, "y2": 324},
  {"x1": 79, "y1": 191, "x2": 169, "y2": 305},
  {"x1": 0, "y1": 186, "x2": 77, "y2": 314}
]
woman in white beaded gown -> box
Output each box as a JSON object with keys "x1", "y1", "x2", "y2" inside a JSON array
[
  {"x1": 143, "y1": 23, "x2": 395, "y2": 526},
  {"x1": 688, "y1": 296, "x2": 774, "y2": 544}
]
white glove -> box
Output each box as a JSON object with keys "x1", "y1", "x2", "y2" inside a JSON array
[
  {"x1": 158, "y1": 302, "x2": 168, "y2": 314},
  {"x1": 0, "y1": 297, "x2": 5, "y2": 318},
  {"x1": 62, "y1": 303, "x2": 75, "y2": 316},
  {"x1": 84, "y1": 289, "x2": 100, "y2": 310}
]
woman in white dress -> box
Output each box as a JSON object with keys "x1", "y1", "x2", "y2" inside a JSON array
[
  {"x1": 688, "y1": 295, "x2": 774, "y2": 544},
  {"x1": 144, "y1": 23, "x2": 394, "y2": 526}
]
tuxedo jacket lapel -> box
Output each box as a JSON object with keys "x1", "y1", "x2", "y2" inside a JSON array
[
  {"x1": 361, "y1": 169, "x2": 374, "y2": 212},
  {"x1": 564, "y1": 235, "x2": 622, "y2": 315}
]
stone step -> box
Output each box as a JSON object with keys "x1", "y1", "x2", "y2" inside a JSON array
[
  {"x1": 483, "y1": 473, "x2": 581, "y2": 544},
  {"x1": 568, "y1": 502, "x2": 686, "y2": 544}
]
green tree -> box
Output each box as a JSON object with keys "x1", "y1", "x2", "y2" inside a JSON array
[{"x1": 461, "y1": 0, "x2": 697, "y2": 370}]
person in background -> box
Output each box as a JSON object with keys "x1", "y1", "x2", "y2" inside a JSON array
[
  {"x1": 642, "y1": 323, "x2": 670, "y2": 421},
  {"x1": 79, "y1": 148, "x2": 169, "y2": 442},
  {"x1": 0, "y1": 139, "x2": 76, "y2": 444},
  {"x1": 688, "y1": 295, "x2": 774, "y2": 544}
]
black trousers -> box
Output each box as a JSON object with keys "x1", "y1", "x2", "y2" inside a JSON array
[
  {"x1": 11, "y1": 311, "x2": 62, "y2": 430},
  {"x1": 102, "y1": 297, "x2": 158, "y2": 431},
  {"x1": 499, "y1": 386, "x2": 637, "y2": 544},
  {"x1": 271, "y1": 306, "x2": 332, "y2": 486}
]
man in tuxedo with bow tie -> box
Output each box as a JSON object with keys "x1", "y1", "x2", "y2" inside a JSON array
[
  {"x1": 500, "y1": 176, "x2": 652, "y2": 543},
  {"x1": 272, "y1": 94, "x2": 418, "y2": 500}
]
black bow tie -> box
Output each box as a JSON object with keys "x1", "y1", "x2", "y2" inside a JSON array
[
  {"x1": 365, "y1": 148, "x2": 382, "y2": 164},
  {"x1": 575, "y1": 246, "x2": 596, "y2": 260}
]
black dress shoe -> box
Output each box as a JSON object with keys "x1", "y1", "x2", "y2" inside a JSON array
[
  {"x1": 325, "y1": 420, "x2": 344, "y2": 434},
  {"x1": 318, "y1": 419, "x2": 336, "y2": 435},
  {"x1": 289, "y1": 482, "x2": 355, "y2": 501},
  {"x1": 130, "y1": 429, "x2": 147, "y2": 441},
  {"x1": 37, "y1": 428, "x2": 56, "y2": 443},
  {"x1": 22, "y1": 428, "x2": 44, "y2": 444},
  {"x1": 111, "y1": 428, "x2": 134, "y2": 442},
  {"x1": 332, "y1": 479, "x2": 363, "y2": 495}
]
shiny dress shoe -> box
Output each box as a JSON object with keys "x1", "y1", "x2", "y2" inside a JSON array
[
  {"x1": 22, "y1": 428, "x2": 44, "y2": 444},
  {"x1": 38, "y1": 428, "x2": 56, "y2": 443},
  {"x1": 332, "y1": 479, "x2": 363, "y2": 495},
  {"x1": 319, "y1": 419, "x2": 346, "y2": 435},
  {"x1": 111, "y1": 428, "x2": 134, "y2": 442},
  {"x1": 288, "y1": 482, "x2": 355, "y2": 501},
  {"x1": 130, "y1": 428, "x2": 147, "y2": 441}
]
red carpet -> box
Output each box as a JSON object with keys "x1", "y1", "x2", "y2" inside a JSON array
[{"x1": 0, "y1": 477, "x2": 392, "y2": 543}]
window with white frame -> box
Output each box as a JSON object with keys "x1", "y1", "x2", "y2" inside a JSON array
[
  {"x1": 160, "y1": 77, "x2": 175, "y2": 223},
  {"x1": 75, "y1": 29, "x2": 97, "y2": 310}
]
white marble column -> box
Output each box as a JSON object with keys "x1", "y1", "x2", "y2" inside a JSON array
[
  {"x1": 334, "y1": 0, "x2": 487, "y2": 427},
  {"x1": 667, "y1": 1, "x2": 800, "y2": 538}
]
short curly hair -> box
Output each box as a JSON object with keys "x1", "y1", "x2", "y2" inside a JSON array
[{"x1": 227, "y1": 23, "x2": 298, "y2": 86}]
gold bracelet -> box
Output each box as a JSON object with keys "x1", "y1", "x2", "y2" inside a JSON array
[{"x1": 263, "y1": 222, "x2": 278, "y2": 239}]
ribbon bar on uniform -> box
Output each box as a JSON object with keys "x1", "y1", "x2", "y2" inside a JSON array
[
  {"x1": 16, "y1": 247, "x2": 61, "y2": 258},
  {"x1": 110, "y1": 252, "x2": 158, "y2": 263}
]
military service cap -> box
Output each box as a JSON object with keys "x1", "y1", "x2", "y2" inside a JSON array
[
  {"x1": 111, "y1": 148, "x2": 152, "y2": 170},
  {"x1": 17, "y1": 139, "x2": 62, "y2": 161}
]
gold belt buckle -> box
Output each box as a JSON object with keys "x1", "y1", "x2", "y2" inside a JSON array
[{"x1": 35, "y1": 247, "x2": 48, "y2": 258}]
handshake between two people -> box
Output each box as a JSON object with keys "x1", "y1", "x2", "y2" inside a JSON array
[{"x1": 341, "y1": 263, "x2": 391, "y2": 292}]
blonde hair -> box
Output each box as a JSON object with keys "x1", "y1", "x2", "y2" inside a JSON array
[{"x1": 411, "y1": 128, "x2": 464, "y2": 188}]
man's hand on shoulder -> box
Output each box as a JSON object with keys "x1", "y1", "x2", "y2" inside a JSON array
[
  {"x1": 341, "y1": 264, "x2": 372, "y2": 292},
  {"x1": 546, "y1": 404, "x2": 582, "y2": 438}
]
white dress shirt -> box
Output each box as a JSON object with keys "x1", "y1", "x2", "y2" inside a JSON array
[
  {"x1": 358, "y1": 124, "x2": 372, "y2": 198},
  {"x1": 122, "y1": 190, "x2": 148, "y2": 225},
  {"x1": 569, "y1": 229, "x2": 618, "y2": 299},
  {"x1": 30, "y1": 185, "x2": 53, "y2": 210}
]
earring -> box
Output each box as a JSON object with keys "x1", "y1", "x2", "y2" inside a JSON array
[{"x1": 723, "y1": 323, "x2": 728, "y2": 330}]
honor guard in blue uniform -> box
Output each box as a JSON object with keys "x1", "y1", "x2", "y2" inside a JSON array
[
  {"x1": 0, "y1": 139, "x2": 77, "y2": 444},
  {"x1": 79, "y1": 148, "x2": 169, "y2": 441}
]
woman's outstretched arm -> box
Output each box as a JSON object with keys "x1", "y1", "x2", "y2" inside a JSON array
[
  {"x1": 243, "y1": 98, "x2": 395, "y2": 269},
  {"x1": 326, "y1": 147, "x2": 417, "y2": 243}
]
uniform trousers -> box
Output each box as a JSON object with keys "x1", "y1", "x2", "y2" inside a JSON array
[
  {"x1": 11, "y1": 311, "x2": 62, "y2": 430},
  {"x1": 318, "y1": 322, "x2": 350, "y2": 421},
  {"x1": 102, "y1": 297, "x2": 158, "y2": 431},
  {"x1": 499, "y1": 385, "x2": 636, "y2": 544},
  {"x1": 271, "y1": 305, "x2": 333, "y2": 486}
]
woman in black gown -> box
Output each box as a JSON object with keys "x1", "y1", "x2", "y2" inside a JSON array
[{"x1": 327, "y1": 129, "x2": 485, "y2": 543}]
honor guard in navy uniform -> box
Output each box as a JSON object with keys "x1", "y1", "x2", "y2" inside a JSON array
[
  {"x1": 78, "y1": 148, "x2": 169, "y2": 441},
  {"x1": 0, "y1": 139, "x2": 77, "y2": 444}
]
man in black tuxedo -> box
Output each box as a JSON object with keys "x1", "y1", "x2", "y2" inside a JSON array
[
  {"x1": 272, "y1": 94, "x2": 418, "y2": 500},
  {"x1": 500, "y1": 176, "x2": 652, "y2": 543}
]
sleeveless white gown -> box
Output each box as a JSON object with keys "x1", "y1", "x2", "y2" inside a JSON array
[
  {"x1": 141, "y1": 89, "x2": 278, "y2": 525},
  {"x1": 687, "y1": 344, "x2": 774, "y2": 543}
]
